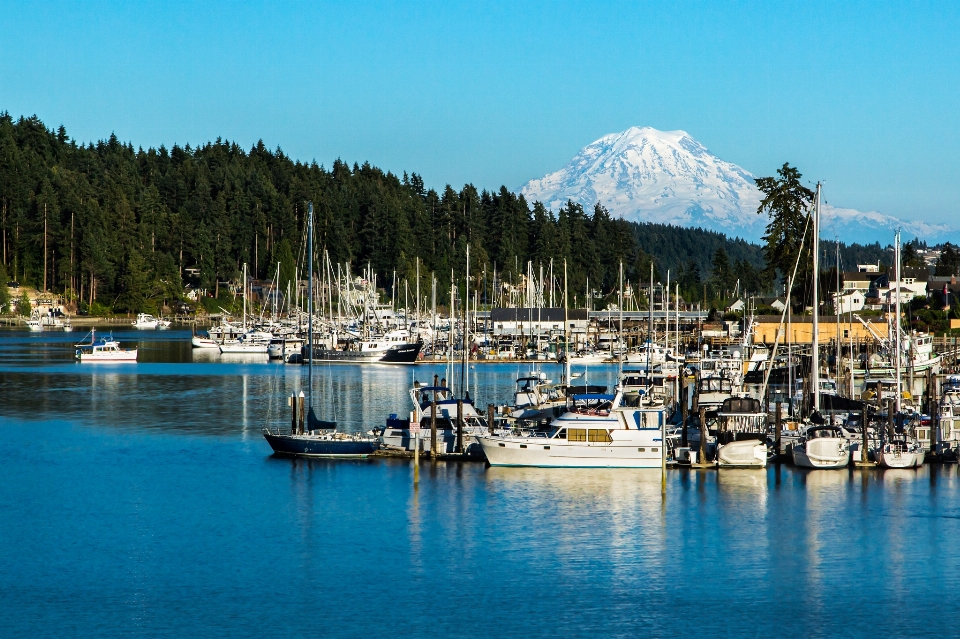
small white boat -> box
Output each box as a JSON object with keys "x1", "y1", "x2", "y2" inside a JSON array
[
  {"x1": 26, "y1": 312, "x2": 43, "y2": 332},
  {"x1": 133, "y1": 313, "x2": 160, "y2": 329},
  {"x1": 877, "y1": 437, "x2": 925, "y2": 468},
  {"x1": 156, "y1": 318, "x2": 172, "y2": 329},
  {"x1": 791, "y1": 425, "x2": 850, "y2": 469},
  {"x1": 192, "y1": 334, "x2": 220, "y2": 349},
  {"x1": 219, "y1": 331, "x2": 271, "y2": 354},
  {"x1": 75, "y1": 329, "x2": 138, "y2": 362}
]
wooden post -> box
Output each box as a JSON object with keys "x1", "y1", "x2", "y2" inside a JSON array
[
  {"x1": 681, "y1": 378, "x2": 689, "y2": 447},
  {"x1": 291, "y1": 392, "x2": 297, "y2": 434},
  {"x1": 487, "y1": 404, "x2": 495, "y2": 434},
  {"x1": 297, "y1": 391, "x2": 305, "y2": 435},
  {"x1": 456, "y1": 399, "x2": 464, "y2": 454},
  {"x1": 413, "y1": 425, "x2": 420, "y2": 486},
  {"x1": 698, "y1": 406, "x2": 707, "y2": 465},
  {"x1": 861, "y1": 410, "x2": 871, "y2": 464},
  {"x1": 661, "y1": 411, "x2": 667, "y2": 495},
  {"x1": 887, "y1": 399, "x2": 895, "y2": 442},
  {"x1": 431, "y1": 374, "x2": 438, "y2": 460},
  {"x1": 775, "y1": 400, "x2": 783, "y2": 460}
]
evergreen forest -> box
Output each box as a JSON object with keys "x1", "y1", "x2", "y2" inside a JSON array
[{"x1": 0, "y1": 114, "x2": 909, "y2": 316}]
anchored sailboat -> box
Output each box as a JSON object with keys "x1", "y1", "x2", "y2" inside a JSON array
[{"x1": 262, "y1": 202, "x2": 379, "y2": 458}]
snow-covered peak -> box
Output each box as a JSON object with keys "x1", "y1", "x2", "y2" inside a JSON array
[{"x1": 519, "y1": 127, "x2": 954, "y2": 244}]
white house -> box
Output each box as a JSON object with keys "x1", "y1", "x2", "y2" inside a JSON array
[{"x1": 833, "y1": 290, "x2": 865, "y2": 313}]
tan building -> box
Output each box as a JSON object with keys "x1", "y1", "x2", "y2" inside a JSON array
[{"x1": 752, "y1": 316, "x2": 888, "y2": 345}]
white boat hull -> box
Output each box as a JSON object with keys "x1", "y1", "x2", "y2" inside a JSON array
[
  {"x1": 192, "y1": 337, "x2": 220, "y2": 349},
  {"x1": 792, "y1": 438, "x2": 850, "y2": 469},
  {"x1": 878, "y1": 451, "x2": 924, "y2": 468},
  {"x1": 79, "y1": 350, "x2": 138, "y2": 362},
  {"x1": 219, "y1": 343, "x2": 269, "y2": 354},
  {"x1": 717, "y1": 440, "x2": 768, "y2": 467},
  {"x1": 477, "y1": 432, "x2": 663, "y2": 468}
]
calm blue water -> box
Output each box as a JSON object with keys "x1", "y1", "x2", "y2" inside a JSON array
[{"x1": 1, "y1": 329, "x2": 959, "y2": 638}]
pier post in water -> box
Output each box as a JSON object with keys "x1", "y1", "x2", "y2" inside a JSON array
[
  {"x1": 698, "y1": 406, "x2": 708, "y2": 466},
  {"x1": 291, "y1": 392, "x2": 297, "y2": 434},
  {"x1": 487, "y1": 404, "x2": 495, "y2": 434},
  {"x1": 775, "y1": 400, "x2": 782, "y2": 460},
  {"x1": 431, "y1": 374, "x2": 438, "y2": 460},
  {"x1": 297, "y1": 391, "x2": 305, "y2": 435},
  {"x1": 456, "y1": 399, "x2": 464, "y2": 454}
]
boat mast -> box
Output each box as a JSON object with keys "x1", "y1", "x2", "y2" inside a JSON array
[
  {"x1": 895, "y1": 230, "x2": 902, "y2": 414},
  {"x1": 812, "y1": 183, "x2": 821, "y2": 414},
  {"x1": 307, "y1": 202, "x2": 314, "y2": 411},
  {"x1": 243, "y1": 262, "x2": 248, "y2": 331},
  {"x1": 564, "y1": 259, "x2": 570, "y2": 384},
  {"x1": 465, "y1": 244, "x2": 470, "y2": 397}
]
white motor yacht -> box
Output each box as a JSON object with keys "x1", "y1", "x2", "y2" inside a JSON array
[
  {"x1": 791, "y1": 424, "x2": 850, "y2": 469},
  {"x1": 219, "y1": 331, "x2": 272, "y2": 354},
  {"x1": 477, "y1": 390, "x2": 667, "y2": 468},
  {"x1": 75, "y1": 329, "x2": 138, "y2": 362},
  {"x1": 133, "y1": 313, "x2": 160, "y2": 329}
]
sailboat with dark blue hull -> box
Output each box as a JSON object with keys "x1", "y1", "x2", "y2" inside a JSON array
[{"x1": 262, "y1": 201, "x2": 379, "y2": 459}]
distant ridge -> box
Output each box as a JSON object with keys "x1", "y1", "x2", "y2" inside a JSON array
[{"x1": 520, "y1": 126, "x2": 954, "y2": 244}]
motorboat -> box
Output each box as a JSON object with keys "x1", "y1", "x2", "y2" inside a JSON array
[
  {"x1": 715, "y1": 396, "x2": 769, "y2": 468},
  {"x1": 75, "y1": 329, "x2": 138, "y2": 362},
  {"x1": 133, "y1": 313, "x2": 161, "y2": 329},
  {"x1": 302, "y1": 329, "x2": 422, "y2": 364},
  {"x1": 380, "y1": 382, "x2": 489, "y2": 455},
  {"x1": 936, "y1": 386, "x2": 960, "y2": 458},
  {"x1": 476, "y1": 390, "x2": 668, "y2": 468},
  {"x1": 507, "y1": 372, "x2": 567, "y2": 422},
  {"x1": 877, "y1": 436, "x2": 925, "y2": 468},
  {"x1": 25, "y1": 312, "x2": 43, "y2": 331},
  {"x1": 791, "y1": 424, "x2": 850, "y2": 469},
  {"x1": 267, "y1": 336, "x2": 303, "y2": 360}
]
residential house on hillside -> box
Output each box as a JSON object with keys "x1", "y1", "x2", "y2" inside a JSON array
[
  {"x1": 872, "y1": 265, "x2": 929, "y2": 306},
  {"x1": 928, "y1": 275, "x2": 960, "y2": 309}
]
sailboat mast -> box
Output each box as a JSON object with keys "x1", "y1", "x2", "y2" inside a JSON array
[
  {"x1": 812, "y1": 183, "x2": 821, "y2": 413},
  {"x1": 564, "y1": 259, "x2": 570, "y2": 384},
  {"x1": 465, "y1": 244, "x2": 470, "y2": 397},
  {"x1": 895, "y1": 230, "x2": 902, "y2": 414},
  {"x1": 307, "y1": 202, "x2": 314, "y2": 411}
]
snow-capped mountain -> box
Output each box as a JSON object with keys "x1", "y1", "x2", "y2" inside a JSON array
[{"x1": 519, "y1": 126, "x2": 953, "y2": 244}]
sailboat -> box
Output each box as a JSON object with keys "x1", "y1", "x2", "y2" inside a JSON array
[
  {"x1": 262, "y1": 202, "x2": 379, "y2": 458},
  {"x1": 791, "y1": 183, "x2": 850, "y2": 469}
]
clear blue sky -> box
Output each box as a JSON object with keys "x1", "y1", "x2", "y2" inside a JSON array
[{"x1": 2, "y1": 1, "x2": 959, "y2": 226}]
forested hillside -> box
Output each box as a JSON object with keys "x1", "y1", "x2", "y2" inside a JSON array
[{"x1": 0, "y1": 113, "x2": 828, "y2": 314}]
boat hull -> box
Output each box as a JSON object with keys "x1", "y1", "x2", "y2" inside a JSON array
[
  {"x1": 791, "y1": 438, "x2": 850, "y2": 469},
  {"x1": 192, "y1": 337, "x2": 220, "y2": 349},
  {"x1": 303, "y1": 342, "x2": 422, "y2": 364},
  {"x1": 79, "y1": 351, "x2": 138, "y2": 362},
  {"x1": 263, "y1": 432, "x2": 379, "y2": 458},
  {"x1": 878, "y1": 451, "x2": 925, "y2": 468},
  {"x1": 477, "y1": 434, "x2": 663, "y2": 468},
  {"x1": 717, "y1": 439, "x2": 768, "y2": 468}
]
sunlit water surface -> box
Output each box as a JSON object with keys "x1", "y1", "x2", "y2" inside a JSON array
[{"x1": 1, "y1": 329, "x2": 958, "y2": 638}]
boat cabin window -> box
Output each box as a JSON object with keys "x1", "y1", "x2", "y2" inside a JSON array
[
  {"x1": 568, "y1": 428, "x2": 587, "y2": 442},
  {"x1": 587, "y1": 429, "x2": 613, "y2": 443},
  {"x1": 554, "y1": 428, "x2": 567, "y2": 439}
]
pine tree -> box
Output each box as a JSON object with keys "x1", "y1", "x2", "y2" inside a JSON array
[{"x1": 755, "y1": 163, "x2": 814, "y2": 290}]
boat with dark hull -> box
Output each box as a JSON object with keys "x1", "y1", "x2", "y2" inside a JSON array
[
  {"x1": 301, "y1": 338, "x2": 422, "y2": 364},
  {"x1": 262, "y1": 201, "x2": 380, "y2": 459}
]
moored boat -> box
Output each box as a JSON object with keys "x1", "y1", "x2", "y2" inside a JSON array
[
  {"x1": 75, "y1": 329, "x2": 138, "y2": 362},
  {"x1": 477, "y1": 390, "x2": 667, "y2": 468},
  {"x1": 791, "y1": 424, "x2": 850, "y2": 469}
]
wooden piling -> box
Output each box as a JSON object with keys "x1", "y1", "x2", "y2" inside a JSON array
[
  {"x1": 431, "y1": 374, "x2": 438, "y2": 460},
  {"x1": 775, "y1": 400, "x2": 782, "y2": 461},
  {"x1": 487, "y1": 404, "x2": 495, "y2": 434},
  {"x1": 456, "y1": 399, "x2": 464, "y2": 454}
]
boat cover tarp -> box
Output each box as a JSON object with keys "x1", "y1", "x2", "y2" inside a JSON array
[
  {"x1": 818, "y1": 394, "x2": 865, "y2": 412},
  {"x1": 308, "y1": 407, "x2": 337, "y2": 431}
]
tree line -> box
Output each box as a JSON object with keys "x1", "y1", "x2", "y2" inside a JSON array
[{"x1": 1, "y1": 113, "x2": 936, "y2": 317}]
